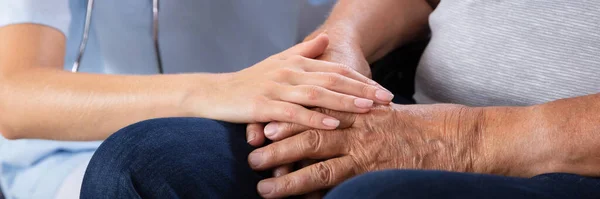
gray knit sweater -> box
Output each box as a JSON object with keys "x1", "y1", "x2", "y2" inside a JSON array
[{"x1": 414, "y1": 0, "x2": 600, "y2": 106}]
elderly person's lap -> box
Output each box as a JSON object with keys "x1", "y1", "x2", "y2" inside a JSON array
[
  {"x1": 326, "y1": 170, "x2": 600, "y2": 199},
  {"x1": 80, "y1": 117, "x2": 600, "y2": 199}
]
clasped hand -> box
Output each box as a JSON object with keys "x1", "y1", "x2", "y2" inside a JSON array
[{"x1": 248, "y1": 104, "x2": 485, "y2": 198}]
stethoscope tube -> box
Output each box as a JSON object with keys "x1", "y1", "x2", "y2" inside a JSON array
[
  {"x1": 72, "y1": 0, "x2": 164, "y2": 74},
  {"x1": 71, "y1": 0, "x2": 94, "y2": 72},
  {"x1": 152, "y1": 0, "x2": 164, "y2": 74}
]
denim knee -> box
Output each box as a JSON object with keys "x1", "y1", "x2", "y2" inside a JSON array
[
  {"x1": 326, "y1": 170, "x2": 443, "y2": 199},
  {"x1": 81, "y1": 118, "x2": 263, "y2": 199},
  {"x1": 326, "y1": 170, "x2": 519, "y2": 199},
  {"x1": 325, "y1": 170, "x2": 595, "y2": 199}
]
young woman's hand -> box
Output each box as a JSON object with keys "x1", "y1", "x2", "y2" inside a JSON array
[{"x1": 195, "y1": 34, "x2": 394, "y2": 130}]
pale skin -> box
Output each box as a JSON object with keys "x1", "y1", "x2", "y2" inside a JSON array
[
  {"x1": 0, "y1": 24, "x2": 395, "y2": 141},
  {"x1": 245, "y1": 0, "x2": 600, "y2": 198}
]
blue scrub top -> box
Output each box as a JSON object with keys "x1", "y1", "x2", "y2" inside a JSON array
[{"x1": 0, "y1": 0, "x2": 334, "y2": 198}]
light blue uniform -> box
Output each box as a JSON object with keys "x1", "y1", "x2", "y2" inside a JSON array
[{"x1": 0, "y1": 0, "x2": 333, "y2": 198}]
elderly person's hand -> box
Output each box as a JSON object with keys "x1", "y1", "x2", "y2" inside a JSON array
[
  {"x1": 248, "y1": 104, "x2": 490, "y2": 198},
  {"x1": 243, "y1": 31, "x2": 374, "y2": 197}
]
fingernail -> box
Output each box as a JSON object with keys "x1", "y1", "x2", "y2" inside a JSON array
[
  {"x1": 247, "y1": 132, "x2": 256, "y2": 143},
  {"x1": 322, "y1": 118, "x2": 340, "y2": 128},
  {"x1": 258, "y1": 181, "x2": 275, "y2": 195},
  {"x1": 264, "y1": 123, "x2": 278, "y2": 138},
  {"x1": 375, "y1": 90, "x2": 394, "y2": 101},
  {"x1": 354, "y1": 98, "x2": 374, "y2": 108},
  {"x1": 248, "y1": 151, "x2": 263, "y2": 167}
]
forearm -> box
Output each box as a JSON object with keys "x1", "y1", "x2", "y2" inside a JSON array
[
  {"x1": 0, "y1": 67, "x2": 221, "y2": 141},
  {"x1": 476, "y1": 93, "x2": 600, "y2": 177},
  {"x1": 306, "y1": 0, "x2": 433, "y2": 63}
]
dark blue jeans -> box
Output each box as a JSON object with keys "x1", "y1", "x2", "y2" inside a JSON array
[
  {"x1": 80, "y1": 118, "x2": 267, "y2": 198},
  {"x1": 81, "y1": 118, "x2": 600, "y2": 199},
  {"x1": 325, "y1": 170, "x2": 600, "y2": 199}
]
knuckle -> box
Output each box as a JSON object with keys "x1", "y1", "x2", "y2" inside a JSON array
[
  {"x1": 335, "y1": 64, "x2": 352, "y2": 76},
  {"x1": 313, "y1": 162, "x2": 334, "y2": 186},
  {"x1": 304, "y1": 130, "x2": 323, "y2": 153},
  {"x1": 282, "y1": 106, "x2": 297, "y2": 120},
  {"x1": 307, "y1": 111, "x2": 321, "y2": 127},
  {"x1": 280, "y1": 123, "x2": 295, "y2": 135},
  {"x1": 340, "y1": 96, "x2": 353, "y2": 109},
  {"x1": 274, "y1": 68, "x2": 294, "y2": 80},
  {"x1": 324, "y1": 73, "x2": 342, "y2": 87},
  {"x1": 263, "y1": 147, "x2": 277, "y2": 162},
  {"x1": 304, "y1": 86, "x2": 322, "y2": 101},
  {"x1": 361, "y1": 83, "x2": 373, "y2": 96},
  {"x1": 279, "y1": 176, "x2": 296, "y2": 194},
  {"x1": 288, "y1": 55, "x2": 306, "y2": 64},
  {"x1": 348, "y1": 156, "x2": 363, "y2": 176}
]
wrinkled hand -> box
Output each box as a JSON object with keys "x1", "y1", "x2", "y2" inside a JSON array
[
  {"x1": 248, "y1": 104, "x2": 485, "y2": 198},
  {"x1": 243, "y1": 32, "x2": 383, "y2": 199},
  {"x1": 201, "y1": 34, "x2": 394, "y2": 131},
  {"x1": 246, "y1": 126, "x2": 327, "y2": 199}
]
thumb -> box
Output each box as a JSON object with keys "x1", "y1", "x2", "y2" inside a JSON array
[
  {"x1": 277, "y1": 33, "x2": 329, "y2": 59},
  {"x1": 246, "y1": 123, "x2": 266, "y2": 147}
]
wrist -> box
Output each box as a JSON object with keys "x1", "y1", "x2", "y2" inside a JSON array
[
  {"x1": 305, "y1": 23, "x2": 364, "y2": 57},
  {"x1": 179, "y1": 73, "x2": 233, "y2": 119},
  {"x1": 306, "y1": 26, "x2": 372, "y2": 77},
  {"x1": 309, "y1": 22, "x2": 397, "y2": 63},
  {"x1": 445, "y1": 105, "x2": 487, "y2": 174},
  {"x1": 391, "y1": 104, "x2": 486, "y2": 173},
  {"x1": 474, "y1": 105, "x2": 554, "y2": 177},
  {"x1": 329, "y1": 42, "x2": 372, "y2": 78}
]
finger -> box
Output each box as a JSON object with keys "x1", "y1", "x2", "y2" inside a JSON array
[
  {"x1": 300, "y1": 58, "x2": 394, "y2": 103},
  {"x1": 297, "y1": 57, "x2": 374, "y2": 84},
  {"x1": 257, "y1": 157, "x2": 357, "y2": 199},
  {"x1": 264, "y1": 121, "x2": 312, "y2": 141},
  {"x1": 264, "y1": 109, "x2": 356, "y2": 141},
  {"x1": 284, "y1": 57, "x2": 393, "y2": 104},
  {"x1": 277, "y1": 85, "x2": 372, "y2": 114},
  {"x1": 299, "y1": 159, "x2": 328, "y2": 199},
  {"x1": 302, "y1": 58, "x2": 379, "y2": 84},
  {"x1": 287, "y1": 71, "x2": 391, "y2": 105},
  {"x1": 258, "y1": 101, "x2": 340, "y2": 130},
  {"x1": 273, "y1": 164, "x2": 293, "y2": 177},
  {"x1": 248, "y1": 129, "x2": 347, "y2": 170},
  {"x1": 246, "y1": 123, "x2": 266, "y2": 147},
  {"x1": 277, "y1": 33, "x2": 329, "y2": 59}
]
